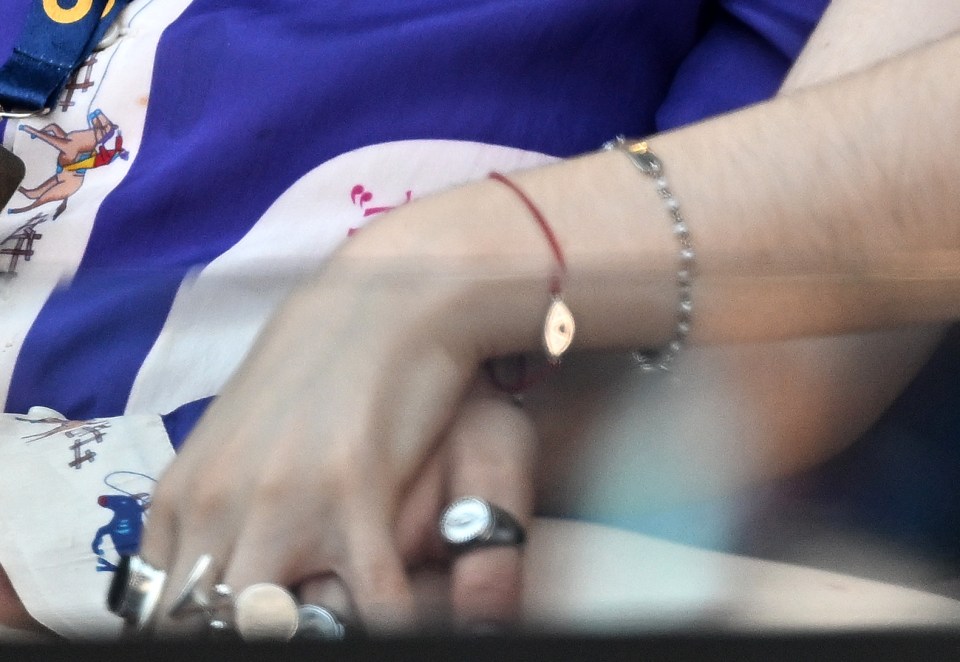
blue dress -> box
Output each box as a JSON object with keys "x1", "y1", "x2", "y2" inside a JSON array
[{"x1": 1, "y1": 0, "x2": 828, "y2": 435}]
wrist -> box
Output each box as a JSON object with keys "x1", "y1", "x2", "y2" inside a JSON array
[
  {"x1": 505, "y1": 151, "x2": 679, "y2": 353},
  {"x1": 332, "y1": 150, "x2": 682, "y2": 360}
]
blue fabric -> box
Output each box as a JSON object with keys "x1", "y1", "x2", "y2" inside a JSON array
[
  {"x1": 0, "y1": 0, "x2": 31, "y2": 63},
  {"x1": 7, "y1": 0, "x2": 692, "y2": 417},
  {"x1": 161, "y1": 397, "x2": 213, "y2": 451},
  {"x1": 657, "y1": 0, "x2": 829, "y2": 129},
  {"x1": 657, "y1": 11, "x2": 788, "y2": 130},
  {"x1": 5, "y1": 0, "x2": 825, "y2": 423},
  {"x1": 0, "y1": 0, "x2": 132, "y2": 110},
  {"x1": 721, "y1": 0, "x2": 826, "y2": 59}
]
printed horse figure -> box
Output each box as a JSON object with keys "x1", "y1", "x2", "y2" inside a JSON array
[
  {"x1": 92, "y1": 494, "x2": 147, "y2": 572},
  {"x1": 10, "y1": 109, "x2": 128, "y2": 218}
]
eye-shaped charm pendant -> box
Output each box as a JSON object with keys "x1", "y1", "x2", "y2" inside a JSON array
[{"x1": 543, "y1": 295, "x2": 575, "y2": 364}]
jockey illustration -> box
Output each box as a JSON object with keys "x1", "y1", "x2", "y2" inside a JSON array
[{"x1": 10, "y1": 109, "x2": 129, "y2": 218}]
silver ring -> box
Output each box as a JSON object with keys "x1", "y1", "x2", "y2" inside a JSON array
[
  {"x1": 439, "y1": 497, "x2": 526, "y2": 551},
  {"x1": 295, "y1": 604, "x2": 347, "y2": 640},
  {"x1": 167, "y1": 554, "x2": 215, "y2": 619},
  {"x1": 106, "y1": 554, "x2": 167, "y2": 630}
]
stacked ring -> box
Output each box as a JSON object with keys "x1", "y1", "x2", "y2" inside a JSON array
[
  {"x1": 106, "y1": 554, "x2": 347, "y2": 641},
  {"x1": 107, "y1": 554, "x2": 167, "y2": 630}
]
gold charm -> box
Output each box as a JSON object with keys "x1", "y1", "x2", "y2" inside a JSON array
[{"x1": 543, "y1": 295, "x2": 575, "y2": 363}]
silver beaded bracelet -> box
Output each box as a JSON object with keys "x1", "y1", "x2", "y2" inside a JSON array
[{"x1": 602, "y1": 135, "x2": 694, "y2": 371}]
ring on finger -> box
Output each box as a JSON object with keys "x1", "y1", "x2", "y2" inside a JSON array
[
  {"x1": 167, "y1": 553, "x2": 219, "y2": 619},
  {"x1": 439, "y1": 497, "x2": 526, "y2": 552},
  {"x1": 295, "y1": 603, "x2": 347, "y2": 641},
  {"x1": 216, "y1": 583, "x2": 348, "y2": 641},
  {"x1": 106, "y1": 554, "x2": 167, "y2": 630},
  {"x1": 231, "y1": 582, "x2": 300, "y2": 641}
]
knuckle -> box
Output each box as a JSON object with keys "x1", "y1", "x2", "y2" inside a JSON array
[
  {"x1": 250, "y1": 468, "x2": 295, "y2": 509},
  {"x1": 147, "y1": 477, "x2": 180, "y2": 522},
  {"x1": 323, "y1": 445, "x2": 386, "y2": 508},
  {"x1": 185, "y1": 480, "x2": 233, "y2": 522}
]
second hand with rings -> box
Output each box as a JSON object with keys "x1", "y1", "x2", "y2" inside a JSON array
[{"x1": 107, "y1": 496, "x2": 527, "y2": 640}]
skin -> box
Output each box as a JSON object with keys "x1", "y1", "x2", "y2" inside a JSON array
[
  {"x1": 230, "y1": 385, "x2": 538, "y2": 633},
  {"x1": 535, "y1": 0, "x2": 960, "y2": 521},
  {"x1": 3, "y1": 0, "x2": 960, "y2": 636},
  {"x1": 138, "y1": 10, "x2": 960, "y2": 637}
]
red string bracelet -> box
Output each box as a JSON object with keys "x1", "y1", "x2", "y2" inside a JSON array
[{"x1": 488, "y1": 171, "x2": 575, "y2": 365}]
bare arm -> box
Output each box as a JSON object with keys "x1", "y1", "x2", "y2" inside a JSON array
[
  {"x1": 709, "y1": 0, "x2": 960, "y2": 483},
  {"x1": 346, "y1": 26, "x2": 960, "y2": 350},
  {"x1": 529, "y1": 0, "x2": 960, "y2": 509},
  {"x1": 660, "y1": 34, "x2": 960, "y2": 339},
  {"x1": 783, "y1": 0, "x2": 960, "y2": 89},
  {"x1": 144, "y1": 10, "x2": 960, "y2": 630}
]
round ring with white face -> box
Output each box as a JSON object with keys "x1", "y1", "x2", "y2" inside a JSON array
[{"x1": 439, "y1": 497, "x2": 526, "y2": 551}]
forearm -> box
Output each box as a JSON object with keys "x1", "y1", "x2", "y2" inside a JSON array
[
  {"x1": 533, "y1": 1, "x2": 960, "y2": 508},
  {"x1": 718, "y1": 0, "x2": 960, "y2": 480},
  {"x1": 611, "y1": 26, "x2": 960, "y2": 344},
  {"x1": 339, "y1": 29, "x2": 960, "y2": 357},
  {"x1": 783, "y1": 0, "x2": 960, "y2": 90},
  {"x1": 662, "y1": 30, "x2": 960, "y2": 342},
  {"x1": 708, "y1": 0, "x2": 960, "y2": 476}
]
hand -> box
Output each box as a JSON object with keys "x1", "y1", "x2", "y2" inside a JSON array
[
  {"x1": 137, "y1": 162, "x2": 598, "y2": 635},
  {"x1": 297, "y1": 385, "x2": 536, "y2": 631},
  {"x1": 138, "y1": 239, "x2": 535, "y2": 633}
]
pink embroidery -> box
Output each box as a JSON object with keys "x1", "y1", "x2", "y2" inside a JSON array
[{"x1": 348, "y1": 184, "x2": 413, "y2": 236}]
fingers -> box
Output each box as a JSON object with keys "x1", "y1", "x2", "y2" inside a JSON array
[
  {"x1": 394, "y1": 443, "x2": 447, "y2": 565},
  {"x1": 134, "y1": 385, "x2": 527, "y2": 637},
  {"x1": 136, "y1": 411, "x2": 269, "y2": 634},
  {"x1": 228, "y1": 443, "x2": 417, "y2": 633},
  {"x1": 136, "y1": 433, "x2": 420, "y2": 638},
  {"x1": 445, "y1": 394, "x2": 536, "y2": 629},
  {"x1": 298, "y1": 574, "x2": 352, "y2": 621},
  {"x1": 138, "y1": 465, "x2": 246, "y2": 635},
  {"x1": 337, "y1": 530, "x2": 416, "y2": 633}
]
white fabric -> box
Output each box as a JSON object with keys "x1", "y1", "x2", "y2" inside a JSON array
[{"x1": 0, "y1": 407, "x2": 174, "y2": 638}]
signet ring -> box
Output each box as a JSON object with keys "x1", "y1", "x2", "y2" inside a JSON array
[{"x1": 439, "y1": 497, "x2": 526, "y2": 551}]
